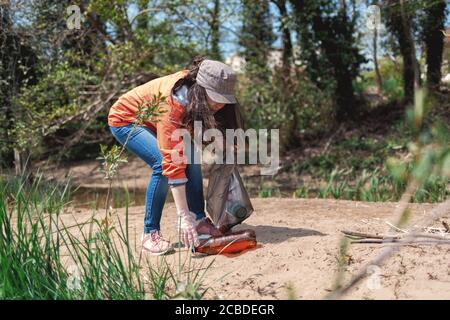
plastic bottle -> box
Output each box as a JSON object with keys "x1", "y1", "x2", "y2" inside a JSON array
[
  {"x1": 195, "y1": 229, "x2": 257, "y2": 255},
  {"x1": 226, "y1": 201, "x2": 248, "y2": 219},
  {"x1": 225, "y1": 174, "x2": 248, "y2": 220}
]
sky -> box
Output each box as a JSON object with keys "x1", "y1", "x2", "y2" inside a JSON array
[
  {"x1": 12, "y1": 0, "x2": 450, "y2": 70},
  {"x1": 127, "y1": 0, "x2": 449, "y2": 66}
]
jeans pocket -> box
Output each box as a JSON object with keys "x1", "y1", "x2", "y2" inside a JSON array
[{"x1": 110, "y1": 124, "x2": 133, "y2": 144}]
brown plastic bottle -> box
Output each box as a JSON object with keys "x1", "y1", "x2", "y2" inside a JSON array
[{"x1": 195, "y1": 229, "x2": 257, "y2": 255}]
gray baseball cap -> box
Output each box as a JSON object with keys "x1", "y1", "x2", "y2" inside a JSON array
[{"x1": 196, "y1": 60, "x2": 237, "y2": 104}]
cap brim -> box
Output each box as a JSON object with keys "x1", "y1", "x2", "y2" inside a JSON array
[{"x1": 205, "y1": 88, "x2": 237, "y2": 104}]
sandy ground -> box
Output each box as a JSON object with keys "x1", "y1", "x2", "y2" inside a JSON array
[
  {"x1": 37, "y1": 157, "x2": 450, "y2": 299},
  {"x1": 62, "y1": 198, "x2": 450, "y2": 300}
]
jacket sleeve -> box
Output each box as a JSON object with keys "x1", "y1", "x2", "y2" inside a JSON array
[{"x1": 156, "y1": 102, "x2": 189, "y2": 186}]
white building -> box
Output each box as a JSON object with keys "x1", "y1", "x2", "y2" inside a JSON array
[{"x1": 225, "y1": 45, "x2": 302, "y2": 73}]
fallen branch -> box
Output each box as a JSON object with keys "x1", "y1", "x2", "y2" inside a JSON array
[
  {"x1": 342, "y1": 229, "x2": 450, "y2": 243},
  {"x1": 328, "y1": 198, "x2": 450, "y2": 299},
  {"x1": 350, "y1": 237, "x2": 450, "y2": 245},
  {"x1": 341, "y1": 230, "x2": 396, "y2": 240}
]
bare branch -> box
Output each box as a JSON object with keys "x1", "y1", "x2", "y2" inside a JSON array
[{"x1": 328, "y1": 198, "x2": 450, "y2": 299}]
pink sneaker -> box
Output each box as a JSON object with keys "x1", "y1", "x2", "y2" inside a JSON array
[{"x1": 141, "y1": 231, "x2": 174, "y2": 255}]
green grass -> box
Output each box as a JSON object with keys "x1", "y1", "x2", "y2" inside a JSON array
[
  {"x1": 292, "y1": 168, "x2": 449, "y2": 203},
  {"x1": 0, "y1": 173, "x2": 145, "y2": 299},
  {"x1": 258, "y1": 183, "x2": 281, "y2": 198},
  {"x1": 287, "y1": 107, "x2": 449, "y2": 203},
  {"x1": 0, "y1": 173, "x2": 214, "y2": 300}
]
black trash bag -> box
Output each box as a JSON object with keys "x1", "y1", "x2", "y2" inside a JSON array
[
  {"x1": 206, "y1": 164, "x2": 254, "y2": 233},
  {"x1": 205, "y1": 101, "x2": 253, "y2": 232}
]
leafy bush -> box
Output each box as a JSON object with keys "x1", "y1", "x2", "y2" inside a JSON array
[{"x1": 237, "y1": 70, "x2": 334, "y2": 150}]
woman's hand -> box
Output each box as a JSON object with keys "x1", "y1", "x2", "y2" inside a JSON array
[
  {"x1": 171, "y1": 184, "x2": 200, "y2": 248},
  {"x1": 176, "y1": 209, "x2": 199, "y2": 249}
]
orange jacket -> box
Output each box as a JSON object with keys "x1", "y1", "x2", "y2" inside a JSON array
[{"x1": 108, "y1": 70, "x2": 190, "y2": 182}]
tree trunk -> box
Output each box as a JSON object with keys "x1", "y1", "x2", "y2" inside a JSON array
[
  {"x1": 273, "y1": 0, "x2": 296, "y2": 146},
  {"x1": 326, "y1": 4, "x2": 359, "y2": 121},
  {"x1": 373, "y1": 26, "x2": 383, "y2": 93},
  {"x1": 239, "y1": 0, "x2": 275, "y2": 81},
  {"x1": 399, "y1": 0, "x2": 420, "y2": 90},
  {"x1": 291, "y1": 0, "x2": 363, "y2": 122},
  {"x1": 290, "y1": 0, "x2": 322, "y2": 86},
  {"x1": 385, "y1": 0, "x2": 420, "y2": 104},
  {"x1": 210, "y1": 0, "x2": 221, "y2": 60},
  {"x1": 422, "y1": 0, "x2": 446, "y2": 90},
  {"x1": 14, "y1": 148, "x2": 30, "y2": 176},
  {"x1": 0, "y1": 2, "x2": 12, "y2": 167},
  {"x1": 273, "y1": 0, "x2": 293, "y2": 78},
  {"x1": 372, "y1": 0, "x2": 382, "y2": 93}
]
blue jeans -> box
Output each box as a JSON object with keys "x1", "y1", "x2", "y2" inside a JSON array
[{"x1": 109, "y1": 124, "x2": 206, "y2": 234}]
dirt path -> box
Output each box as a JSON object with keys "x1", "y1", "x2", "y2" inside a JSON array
[
  {"x1": 39, "y1": 156, "x2": 262, "y2": 189},
  {"x1": 63, "y1": 198, "x2": 450, "y2": 300}
]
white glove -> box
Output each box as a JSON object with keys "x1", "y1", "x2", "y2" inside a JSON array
[
  {"x1": 177, "y1": 210, "x2": 200, "y2": 249},
  {"x1": 171, "y1": 184, "x2": 200, "y2": 248}
]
